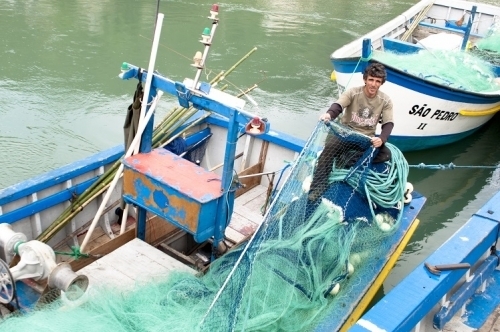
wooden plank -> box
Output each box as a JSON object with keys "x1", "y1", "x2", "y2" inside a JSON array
[
  {"x1": 235, "y1": 141, "x2": 269, "y2": 197},
  {"x1": 69, "y1": 228, "x2": 135, "y2": 272},
  {"x1": 145, "y1": 216, "x2": 179, "y2": 244},
  {"x1": 228, "y1": 212, "x2": 258, "y2": 236},
  {"x1": 93, "y1": 244, "x2": 175, "y2": 283},
  {"x1": 77, "y1": 238, "x2": 196, "y2": 291},
  {"x1": 130, "y1": 238, "x2": 196, "y2": 274},
  {"x1": 78, "y1": 260, "x2": 135, "y2": 288},
  {"x1": 232, "y1": 205, "x2": 263, "y2": 225},
  {"x1": 64, "y1": 213, "x2": 178, "y2": 271},
  {"x1": 225, "y1": 226, "x2": 246, "y2": 244},
  {"x1": 242, "y1": 197, "x2": 267, "y2": 216},
  {"x1": 235, "y1": 184, "x2": 268, "y2": 208},
  {"x1": 236, "y1": 163, "x2": 263, "y2": 197}
]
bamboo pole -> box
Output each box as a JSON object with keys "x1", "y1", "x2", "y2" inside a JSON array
[{"x1": 401, "y1": 3, "x2": 433, "y2": 42}]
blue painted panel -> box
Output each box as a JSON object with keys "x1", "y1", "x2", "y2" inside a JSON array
[
  {"x1": 383, "y1": 38, "x2": 422, "y2": 54},
  {"x1": 122, "y1": 149, "x2": 223, "y2": 243},
  {"x1": 13, "y1": 280, "x2": 42, "y2": 312},
  {"x1": 125, "y1": 66, "x2": 252, "y2": 125},
  {"x1": 349, "y1": 190, "x2": 500, "y2": 331},
  {"x1": 388, "y1": 126, "x2": 482, "y2": 152},
  {"x1": 184, "y1": 127, "x2": 211, "y2": 146},
  {"x1": 0, "y1": 145, "x2": 122, "y2": 206},
  {"x1": 446, "y1": 21, "x2": 469, "y2": 32},
  {"x1": 0, "y1": 177, "x2": 98, "y2": 224},
  {"x1": 433, "y1": 256, "x2": 498, "y2": 329},
  {"x1": 415, "y1": 22, "x2": 480, "y2": 37},
  {"x1": 331, "y1": 59, "x2": 500, "y2": 104},
  {"x1": 464, "y1": 269, "x2": 500, "y2": 329},
  {"x1": 474, "y1": 192, "x2": 500, "y2": 222}
]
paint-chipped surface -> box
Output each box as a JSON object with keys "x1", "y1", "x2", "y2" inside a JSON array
[
  {"x1": 122, "y1": 148, "x2": 223, "y2": 241},
  {"x1": 123, "y1": 148, "x2": 222, "y2": 202}
]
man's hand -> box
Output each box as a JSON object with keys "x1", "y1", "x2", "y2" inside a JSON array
[
  {"x1": 371, "y1": 137, "x2": 383, "y2": 148},
  {"x1": 319, "y1": 113, "x2": 331, "y2": 122}
]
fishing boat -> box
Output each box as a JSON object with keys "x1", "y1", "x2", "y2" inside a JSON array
[
  {"x1": 330, "y1": 0, "x2": 500, "y2": 152},
  {"x1": 0, "y1": 5, "x2": 425, "y2": 331},
  {"x1": 350, "y1": 188, "x2": 500, "y2": 331}
]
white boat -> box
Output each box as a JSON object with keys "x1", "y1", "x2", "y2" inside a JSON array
[
  {"x1": 0, "y1": 6, "x2": 424, "y2": 331},
  {"x1": 331, "y1": 0, "x2": 500, "y2": 151}
]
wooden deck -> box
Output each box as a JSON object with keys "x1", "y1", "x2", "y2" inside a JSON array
[
  {"x1": 77, "y1": 238, "x2": 196, "y2": 292},
  {"x1": 225, "y1": 184, "x2": 268, "y2": 244}
]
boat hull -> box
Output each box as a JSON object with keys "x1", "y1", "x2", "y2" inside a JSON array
[
  {"x1": 330, "y1": 0, "x2": 500, "y2": 151},
  {"x1": 332, "y1": 60, "x2": 500, "y2": 151}
]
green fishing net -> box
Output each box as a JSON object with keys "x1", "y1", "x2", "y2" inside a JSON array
[
  {"x1": 373, "y1": 49, "x2": 499, "y2": 93},
  {"x1": 477, "y1": 22, "x2": 500, "y2": 52},
  {"x1": 0, "y1": 122, "x2": 409, "y2": 331},
  {"x1": 471, "y1": 23, "x2": 500, "y2": 66}
]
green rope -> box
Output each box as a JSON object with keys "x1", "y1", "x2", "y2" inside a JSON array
[
  {"x1": 54, "y1": 246, "x2": 89, "y2": 259},
  {"x1": 409, "y1": 163, "x2": 500, "y2": 170},
  {"x1": 328, "y1": 143, "x2": 408, "y2": 224}
]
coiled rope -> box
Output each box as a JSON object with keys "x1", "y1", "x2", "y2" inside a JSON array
[{"x1": 329, "y1": 143, "x2": 408, "y2": 223}]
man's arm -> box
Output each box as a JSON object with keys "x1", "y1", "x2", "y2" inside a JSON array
[
  {"x1": 378, "y1": 122, "x2": 394, "y2": 143},
  {"x1": 371, "y1": 121, "x2": 393, "y2": 148},
  {"x1": 320, "y1": 102, "x2": 343, "y2": 121}
]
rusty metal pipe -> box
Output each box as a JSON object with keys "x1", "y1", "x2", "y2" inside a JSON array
[{"x1": 424, "y1": 262, "x2": 471, "y2": 276}]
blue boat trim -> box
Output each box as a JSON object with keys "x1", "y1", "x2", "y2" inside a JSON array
[
  {"x1": 315, "y1": 195, "x2": 426, "y2": 331},
  {"x1": 464, "y1": 269, "x2": 500, "y2": 329},
  {"x1": 433, "y1": 255, "x2": 499, "y2": 329},
  {"x1": 0, "y1": 145, "x2": 123, "y2": 206},
  {"x1": 349, "y1": 190, "x2": 500, "y2": 331},
  {"x1": 382, "y1": 37, "x2": 422, "y2": 54},
  {"x1": 331, "y1": 59, "x2": 500, "y2": 104},
  {"x1": 0, "y1": 176, "x2": 99, "y2": 224}
]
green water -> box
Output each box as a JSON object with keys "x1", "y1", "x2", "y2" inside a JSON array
[{"x1": 1, "y1": 0, "x2": 500, "y2": 296}]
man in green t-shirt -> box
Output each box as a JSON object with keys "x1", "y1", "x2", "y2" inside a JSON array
[{"x1": 309, "y1": 63, "x2": 394, "y2": 201}]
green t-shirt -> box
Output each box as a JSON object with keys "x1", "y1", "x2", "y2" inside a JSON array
[{"x1": 336, "y1": 86, "x2": 393, "y2": 137}]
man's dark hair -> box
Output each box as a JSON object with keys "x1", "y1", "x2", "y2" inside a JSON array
[{"x1": 363, "y1": 63, "x2": 387, "y2": 84}]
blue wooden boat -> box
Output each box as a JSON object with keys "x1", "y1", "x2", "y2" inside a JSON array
[
  {"x1": 331, "y1": 0, "x2": 500, "y2": 152},
  {"x1": 0, "y1": 5, "x2": 426, "y2": 331},
  {"x1": 350, "y1": 189, "x2": 500, "y2": 332}
]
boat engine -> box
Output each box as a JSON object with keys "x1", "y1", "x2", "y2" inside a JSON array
[{"x1": 0, "y1": 223, "x2": 88, "y2": 309}]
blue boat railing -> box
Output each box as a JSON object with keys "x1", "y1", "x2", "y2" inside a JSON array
[
  {"x1": 350, "y1": 190, "x2": 500, "y2": 331},
  {"x1": 0, "y1": 146, "x2": 123, "y2": 225}
]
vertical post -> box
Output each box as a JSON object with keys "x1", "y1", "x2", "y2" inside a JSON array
[
  {"x1": 461, "y1": 6, "x2": 477, "y2": 50},
  {"x1": 139, "y1": 88, "x2": 156, "y2": 154},
  {"x1": 136, "y1": 87, "x2": 157, "y2": 241},
  {"x1": 361, "y1": 38, "x2": 372, "y2": 72},
  {"x1": 362, "y1": 38, "x2": 372, "y2": 60},
  {"x1": 212, "y1": 109, "x2": 239, "y2": 257},
  {"x1": 128, "y1": 12, "x2": 164, "y2": 241}
]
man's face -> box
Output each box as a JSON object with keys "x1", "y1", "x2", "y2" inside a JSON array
[{"x1": 363, "y1": 75, "x2": 383, "y2": 98}]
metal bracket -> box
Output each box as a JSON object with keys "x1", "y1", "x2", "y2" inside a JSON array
[{"x1": 175, "y1": 82, "x2": 191, "y2": 108}]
